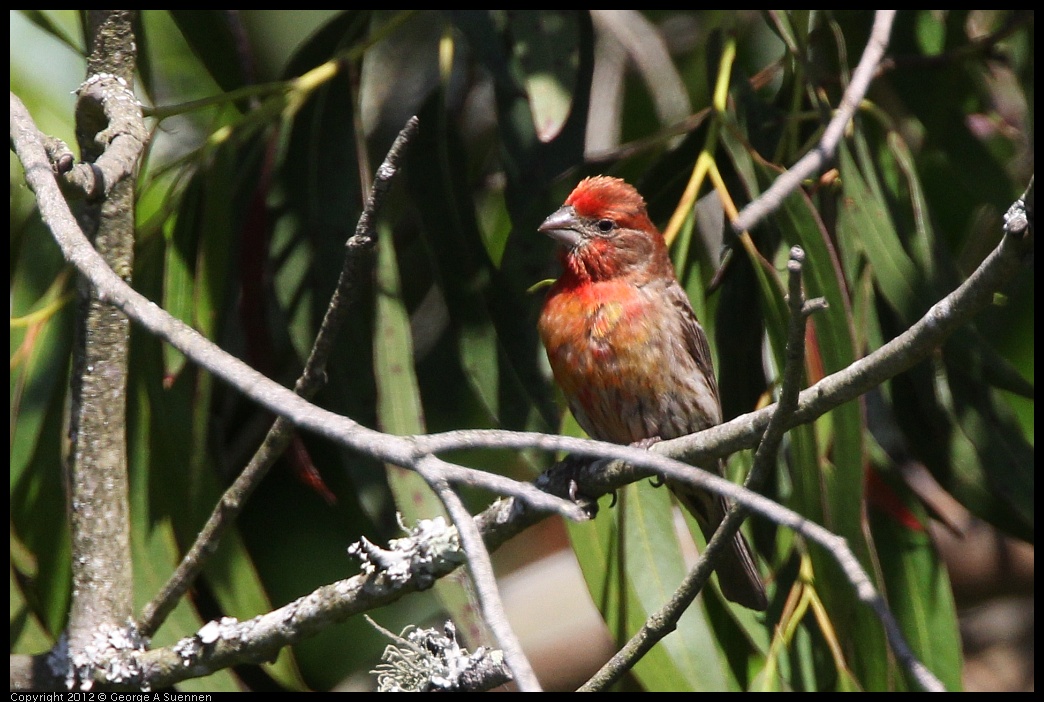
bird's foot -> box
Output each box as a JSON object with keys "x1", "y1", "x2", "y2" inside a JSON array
[{"x1": 630, "y1": 436, "x2": 667, "y2": 487}]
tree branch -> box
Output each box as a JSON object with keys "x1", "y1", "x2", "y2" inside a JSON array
[
  {"x1": 137, "y1": 116, "x2": 421, "y2": 638},
  {"x1": 731, "y1": 9, "x2": 896, "y2": 234},
  {"x1": 416, "y1": 456, "x2": 540, "y2": 691},
  {"x1": 48, "y1": 73, "x2": 147, "y2": 201},
  {"x1": 62, "y1": 11, "x2": 143, "y2": 680}
]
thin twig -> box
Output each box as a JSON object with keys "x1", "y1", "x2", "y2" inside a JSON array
[
  {"x1": 416, "y1": 456, "x2": 540, "y2": 692},
  {"x1": 138, "y1": 116, "x2": 420, "y2": 637},
  {"x1": 732, "y1": 10, "x2": 896, "y2": 234}
]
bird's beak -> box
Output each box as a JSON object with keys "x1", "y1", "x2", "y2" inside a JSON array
[{"x1": 538, "y1": 205, "x2": 582, "y2": 248}]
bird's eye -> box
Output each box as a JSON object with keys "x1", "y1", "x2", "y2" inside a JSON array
[{"x1": 597, "y1": 219, "x2": 615, "y2": 233}]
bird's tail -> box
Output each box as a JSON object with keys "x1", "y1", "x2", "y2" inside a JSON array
[{"x1": 668, "y1": 477, "x2": 768, "y2": 612}]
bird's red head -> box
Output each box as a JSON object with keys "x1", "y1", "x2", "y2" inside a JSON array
[
  {"x1": 541, "y1": 176, "x2": 671, "y2": 284},
  {"x1": 564, "y1": 176, "x2": 656, "y2": 233}
]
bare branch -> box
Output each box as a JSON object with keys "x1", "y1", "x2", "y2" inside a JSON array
[
  {"x1": 138, "y1": 116, "x2": 421, "y2": 638},
  {"x1": 731, "y1": 10, "x2": 896, "y2": 233},
  {"x1": 53, "y1": 74, "x2": 147, "y2": 200},
  {"x1": 63, "y1": 11, "x2": 143, "y2": 676},
  {"x1": 417, "y1": 456, "x2": 541, "y2": 691}
]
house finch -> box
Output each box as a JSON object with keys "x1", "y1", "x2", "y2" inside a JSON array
[{"x1": 537, "y1": 176, "x2": 767, "y2": 611}]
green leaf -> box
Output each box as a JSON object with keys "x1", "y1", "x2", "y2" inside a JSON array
[
  {"x1": 843, "y1": 130, "x2": 1033, "y2": 541},
  {"x1": 869, "y1": 498, "x2": 963, "y2": 691},
  {"x1": 10, "y1": 221, "x2": 75, "y2": 637},
  {"x1": 168, "y1": 10, "x2": 253, "y2": 93},
  {"x1": 10, "y1": 548, "x2": 56, "y2": 656},
  {"x1": 509, "y1": 11, "x2": 580, "y2": 144},
  {"x1": 406, "y1": 96, "x2": 557, "y2": 442},
  {"x1": 127, "y1": 368, "x2": 250, "y2": 692},
  {"x1": 373, "y1": 225, "x2": 496, "y2": 650},
  {"x1": 721, "y1": 98, "x2": 893, "y2": 688},
  {"x1": 838, "y1": 145, "x2": 923, "y2": 324},
  {"x1": 567, "y1": 480, "x2": 730, "y2": 691},
  {"x1": 17, "y1": 10, "x2": 83, "y2": 55},
  {"x1": 160, "y1": 208, "x2": 193, "y2": 380},
  {"x1": 129, "y1": 243, "x2": 307, "y2": 688}
]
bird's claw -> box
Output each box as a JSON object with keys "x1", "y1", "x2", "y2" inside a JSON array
[
  {"x1": 629, "y1": 437, "x2": 666, "y2": 488},
  {"x1": 631, "y1": 436, "x2": 663, "y2": 450}
]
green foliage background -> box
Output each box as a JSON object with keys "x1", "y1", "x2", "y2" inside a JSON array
[{"x1": 11, "y1": 10, "x2": 1033, "y2": 691}]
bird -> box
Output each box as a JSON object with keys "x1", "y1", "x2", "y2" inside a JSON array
[{"x1": 536, "y1": 175, "x2": 767, "y2": 611}]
